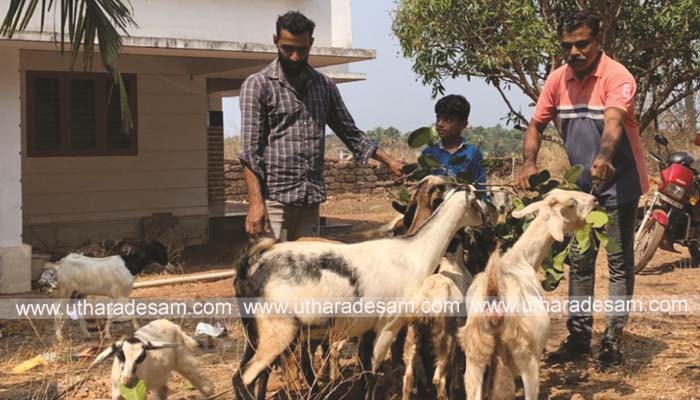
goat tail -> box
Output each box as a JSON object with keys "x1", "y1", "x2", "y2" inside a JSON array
[
  {"x1": 233, "y1": 237, "x2": 277, "y2": 284},
  {"x1": 484, "y1": 243, "x2": 504, "y2": 330},
  {"x1": 248, "y1": 236, "x2": 277, "y2": 257},
  {"x1": 177, "y1": 324, "x2": 200, "y2": 352},
  {"x1": 44, "y1": 262, "x2": 59, "y2": 271}
]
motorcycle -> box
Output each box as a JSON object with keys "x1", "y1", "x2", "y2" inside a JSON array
[{"x1": 634, "y1": 134, "x2": 700, "y2": 273}]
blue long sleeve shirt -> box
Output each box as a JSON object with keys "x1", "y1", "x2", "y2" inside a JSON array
[{"x1": 421, "y1": 138, "x2": 487, "y2": 188}]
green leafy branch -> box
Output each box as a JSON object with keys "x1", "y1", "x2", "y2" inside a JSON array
[
  {"x1": 509, "y1": 165, "x2": 621, "y2": 291},
  {"x1": 393, "y1": 127, "x2": 619, "y2": 293},
  {"x1": 399, "y1": 126, "x2": 475, "y2": 185}
]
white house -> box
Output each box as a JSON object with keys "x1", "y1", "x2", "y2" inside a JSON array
[{"x1": 0, "y1": 0, "x2": 374, "y2": 294}]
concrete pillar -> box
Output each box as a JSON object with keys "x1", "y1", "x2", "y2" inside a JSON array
[
  {"x1": 0, "y1": 46, "x2": 31, "y2": 294},
  {"x1": 330, "y1": 0, "x2": 352, "y2": 48}
]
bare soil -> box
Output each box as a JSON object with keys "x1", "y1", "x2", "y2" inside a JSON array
[{"x1": 2, "y1": 193, "x2": 699, "y2": 399}]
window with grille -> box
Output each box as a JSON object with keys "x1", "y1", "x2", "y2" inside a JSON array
[{"x1": 26, "y1": 71, "x2": 137, "y2": 157}]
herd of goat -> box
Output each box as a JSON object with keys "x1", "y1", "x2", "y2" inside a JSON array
[{"x1": 37, "y1": 176, "x2": 598, "y2": 400}]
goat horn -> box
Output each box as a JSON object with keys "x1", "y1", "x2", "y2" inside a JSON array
[
  {"x1": 144, "y1": 341, "x2": 180, "y2": 350},
  {"x1": 511, "y1": 200, "x2": 543, "y2": 219},
  {"x1": 89, "y1": 344, "x2": 117, "y2": 370}
]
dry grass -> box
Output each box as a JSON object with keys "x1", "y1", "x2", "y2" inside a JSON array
[{"x1": 4, "y1": 180, "x2": 700, "y2": 399}]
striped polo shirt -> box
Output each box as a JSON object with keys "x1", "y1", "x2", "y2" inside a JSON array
[{"x1": 532, "y1": 51, "x2": 648, "y2": 206}]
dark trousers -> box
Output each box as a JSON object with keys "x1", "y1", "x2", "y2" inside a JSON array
[{"x1": 567, "y1": 198, "x2": 639, "y2": 345}]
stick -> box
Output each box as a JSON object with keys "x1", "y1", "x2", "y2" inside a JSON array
[
  {"x1": 133, "y1": 271, "x2": 235, "y2": 289},
  {"x1": 204, "y1": 388, "x2": 233, "y2": 399}
]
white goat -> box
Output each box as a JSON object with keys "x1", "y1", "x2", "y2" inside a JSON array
[
  {"x1": 232, "y1": 186, "x2": 490, "y2": 400},
  {"x1": 459, "y1": 189, "x2": 597, "y2": 400},
  {"x1": 91, "y1": 319, "x2": 213, "y2": 400},
  {"x1": 41, "y1": 241, "x2": 169, "y2": 339},
  {"x1": 402, "y1": 242, "x2": 470, "y2": 400}
]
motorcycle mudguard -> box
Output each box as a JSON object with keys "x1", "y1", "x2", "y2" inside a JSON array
[{"x1": 652, "y1": 209, "x2": 669, "y2": 227}]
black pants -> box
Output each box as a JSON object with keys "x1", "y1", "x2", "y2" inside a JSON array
[{"x1": 566, "y1": 198, "x2": 638, "y2": 346}]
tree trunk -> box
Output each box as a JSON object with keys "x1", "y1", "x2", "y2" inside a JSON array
[{"x1": 685, "y1": 82, "x2": 697, "y2": 137}]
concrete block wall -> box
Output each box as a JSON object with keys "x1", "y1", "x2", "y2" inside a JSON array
[{"x1": 225, "y1": 159, "x2": 395, "y2": 201}]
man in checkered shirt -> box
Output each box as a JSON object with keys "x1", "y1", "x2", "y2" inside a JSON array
[{"x1": 239, "y1": 11, "x2": 405, "y2": 241}]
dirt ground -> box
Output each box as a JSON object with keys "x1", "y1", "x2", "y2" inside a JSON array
[{"x1": 1, "y1": 192, "x2": 700, "y2": 399}]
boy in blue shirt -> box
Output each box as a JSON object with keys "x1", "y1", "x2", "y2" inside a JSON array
[{"x1": 422, "y1": 95, "x2": 486, "y2": 188}]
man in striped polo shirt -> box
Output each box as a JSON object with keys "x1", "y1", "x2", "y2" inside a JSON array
[{"x1": 517, "y1": 9, "x2": 648, "y2": 370}]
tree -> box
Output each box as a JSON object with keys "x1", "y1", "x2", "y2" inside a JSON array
[
  {"x1": 392, "y1": 0, "x2": 700, "y2": 134},
  {"x1": 2, "y1": 0, "x2": 137, "y2": 130},
  {"x1": 366, "y1": 126, "x2": 404, "y2": 143},
  {"x1": 468, "y1": 125, "x2": 523, "y2": 157}
]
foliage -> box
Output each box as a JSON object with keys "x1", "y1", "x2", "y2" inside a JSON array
[
  {"x1": 509, "y1": 165, "x2": 619, "y2": 291},
  {"x1": 326, "y1": 127, "x2": 417, "y2": 162},
  {"x1": 468, "y1": 125, "x2": 523, "y2": 157},
  {"x1": 2, "y1": 0, "x2": 137, "y2": 131},
  {"x1": 400, "y1": 124, "x2": 523, "y2": 181},
  {"x1": 119, "y1": 379, "x2": 147, "y2": 400},
  {"x1": 366, "y1": 126, "x2": 404, "y2": 145},
  {"x1": 224, "y1": 136, "x2": 241, "y2": 160},
  {"x1": 401, "y1": 125, "x2": 481, "y2": 184},
  {"x1": 392, "y1": 0, "x2": 700, "y2": 132},
  {"x1": 389, "y1": 124, "x2": 615, "y2": 292}
]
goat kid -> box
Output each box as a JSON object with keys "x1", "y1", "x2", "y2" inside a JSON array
[
  {"x1": 459, "y1": 189, "x2": 597, "y2": 400},
  {"x1": 41, "y1": 240, "x2": 169, "y2": 339},
  {"x1": 356, "y1": 175, "x2": 457, "y2": 240},
  {"x1": 402, "y1": 239, "x2": 470, "y2": 400},
  {"x1": 91, "y1": 319, "x2": 213, "y2": 400},
  {"x1": 232, "y1": 187, "x2": 490, "y2": 400}
]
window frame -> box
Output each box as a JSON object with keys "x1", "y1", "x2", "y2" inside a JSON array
[{"x1": 26, "y1": 71, "x2": 138, "y2": 157}]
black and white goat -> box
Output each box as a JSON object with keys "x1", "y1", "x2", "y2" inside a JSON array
[
  {"x1": 40, "y1": 240, "x2": 169, "y2": 339},
  {"x1": 232, "y1": 186, "x2": 490, "y2": 400},
  {"x1": 91, "y1": 319, "x2": 213, "y2": 400}
]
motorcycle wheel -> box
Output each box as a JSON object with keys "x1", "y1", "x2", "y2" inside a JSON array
[{"x1": 634, "y1": 217, "x2": 665, "y2": 274}]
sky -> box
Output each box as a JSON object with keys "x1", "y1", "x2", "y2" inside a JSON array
[{"x1": 223, "y1": 0, "x2": 533, "y2": 137}]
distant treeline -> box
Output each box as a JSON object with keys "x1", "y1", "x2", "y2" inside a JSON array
[
  {"x1": 225, "y1": 125, "x2": 524, "y2": 162},
  {"x1": 348, "y1": 125, "x2": 524, "y2": 158}
]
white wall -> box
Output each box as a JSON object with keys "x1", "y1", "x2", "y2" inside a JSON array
[
  {"x1": 20, "y1": 50, "x2": 209, "y2": 247},
  {"x1": 0, "y1": 46, "x2": 22, "y2": 247},
  {"x1": 331, "y1": 0, "x2": 352, "y2": 48},
  {"x1": 2, "y1": 0, "x2": 352, "y2": 48}
]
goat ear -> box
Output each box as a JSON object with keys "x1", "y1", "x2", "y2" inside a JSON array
[
  {"x1": 89, "y1": 342, "x2": 120, "y2": 370},
  {"x1": 511, "y1": 200, "x2": 543, "y2": 219},
  {"x1": 392, "y1": 201, "x2": 407, "y2": 215},
  {"x1": 546, "y1": 201, "x2": 568, "y2": 242},
  {"x1": 547, "y1": 213, "x2": 566, "y2": 242},
  {"x1": 144, "y1": 341, "x2": 179, "y2": 350}
]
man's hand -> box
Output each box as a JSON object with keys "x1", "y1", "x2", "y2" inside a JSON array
[
  {"x1": 590, "y1": 155, "x2": 616, "y2": 182},
  {"x1": 517, "y1": 119, "x2": 547, "y2": 190},
  {"x1": 388, "y1": 159, "x2": 405, "y2": 178},
  {"x1": 245, "y1": 201, "x2": 270, "y2": 239},
  {"x1": 517, "y1": 162, "x2": 538, "y2": 190},
  {"x1": 373, "y1": 148, "x2": 405, "y2": 178}
]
